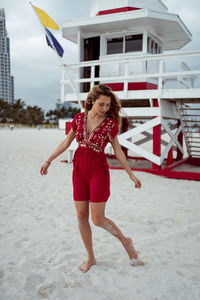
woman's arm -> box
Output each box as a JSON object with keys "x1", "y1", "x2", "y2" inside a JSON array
[
  {"x1": 40, "y1": 128, "x2": 75, "y2": 175},
  {"x1": 111, "y1": 136, "x2": 142, "y2": 189}
]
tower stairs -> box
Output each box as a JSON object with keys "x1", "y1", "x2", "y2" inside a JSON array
[{"x1": 176, "y1": 101, "x2": 200, "y2": 159}]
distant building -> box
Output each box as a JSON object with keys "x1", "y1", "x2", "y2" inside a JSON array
[
  {"x1": 56, "y1": 99, "x2": 80, "y2": 111},
  {"x1": 0, "y1": 8, "x2": 14, "y2": 103}
]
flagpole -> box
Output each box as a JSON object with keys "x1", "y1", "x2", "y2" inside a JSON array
[{"x1": 29, "y1": 1, "x2": 82, "y2": 109}]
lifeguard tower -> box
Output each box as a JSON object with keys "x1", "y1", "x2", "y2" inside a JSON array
[{"x1": 61, "y1": 0, "x2": 200, "y2": 180}]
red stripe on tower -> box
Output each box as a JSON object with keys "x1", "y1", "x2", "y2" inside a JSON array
[
  {"x1": 104, "y1": 82, "x2": 158, "y2": 92},
  {"x1": 96, "y1": 6, "x2": 141, "y2": 16}
]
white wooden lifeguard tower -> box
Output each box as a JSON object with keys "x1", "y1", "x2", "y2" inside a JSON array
[{"x1": 61, "y1": 0, "x2": 200, "y2": 180}]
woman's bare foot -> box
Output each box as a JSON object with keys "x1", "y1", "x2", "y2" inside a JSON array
[
  {"x1": 79, "y1": 258, "x2": 96, "y2": 273},
  {"x1": 123, "y1": 237, "x2": 138, "y2": 259}
]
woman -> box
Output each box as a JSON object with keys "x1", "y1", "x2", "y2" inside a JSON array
[{"x1": 40, "y1": 84, "x2": 145, "y2": 273}]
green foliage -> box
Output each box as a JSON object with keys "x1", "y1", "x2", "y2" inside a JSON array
[
  {"x1": 45, "y1": 106, "x2": 80, "y2": 124},
  {"x1": 0, "y1": 98, "x2": 44, "y2": 125},
  {"x1": 0, "y1": 98, "x2": 80, "y2": 126}
]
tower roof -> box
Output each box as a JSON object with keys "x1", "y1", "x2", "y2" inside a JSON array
[
  {"x1": 62, "y1": 8, "x2": 192, "y2": 50},
  {"x1": 90, "y1": 0, "x2": 168, "y2": 16}
]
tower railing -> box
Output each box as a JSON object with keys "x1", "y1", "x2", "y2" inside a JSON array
[
  {"x1": 63, "y1": 51, "x2": 200, "y2": 167},
  {"x1": 61, "y1": 50, "x2": 200, "y2": 102}
]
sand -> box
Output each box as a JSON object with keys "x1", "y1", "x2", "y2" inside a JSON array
[{"x1": 0, "y1": 128, "x2": 200, "y2": 300}]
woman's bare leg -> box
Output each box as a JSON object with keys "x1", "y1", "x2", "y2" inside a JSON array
[
  {"x1": 91, "y1": 202, "x2": 138, "y2": 259},
  {"x1": 74, "y1": 201, "x2": 96, "y2": 272}
]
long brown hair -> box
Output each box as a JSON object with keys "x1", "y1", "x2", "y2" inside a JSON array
[{"x1": 85, "y1": 84, "x2": 121, "y2": 125}]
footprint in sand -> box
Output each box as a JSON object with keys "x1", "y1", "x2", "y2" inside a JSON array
[
  {"x1": 14, "y1": 237, "x2": 29, "y2": 248},
  {"x1": 24, "y1": 274, "x2": 44, "y2": 293},
  {"x1": 161, "y1": 260, "x2": 168, "y2": 265},
  {"x1": 0, "y1": 270, "x2": 6, "y2": 278},
  {"x1": 54, "y1": 290, "x2": 69, "y2": 300},
  {"x1": 176, "y1": 270, "x2": 184, "y2": 277},
  {"x1": 37, "y1": 281, "x2": 63, "y2": 298},
  {"x1": 166, "y1": 250, "x2": 174, "y2": 259},
  {"x1": 37, "y1": 283, "x2": 56, "y2": 298}
]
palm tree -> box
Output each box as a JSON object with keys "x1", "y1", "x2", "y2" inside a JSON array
[
  {"x1": 0, "y1": 99, "x2": 12, "y2": 123},
  {"x1": 12, "y1": 99, "x2": 25, "y2": 123},
  {"x1": 26, "y1": 105, "x2": 44, "y2": 126}
]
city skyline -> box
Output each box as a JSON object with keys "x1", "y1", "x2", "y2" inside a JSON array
[
  {"x1": 1, "y1": 0, "x2": 200, "y2": 112},
  {"x1": 0, "y1": 8, "x2": 14, "y2": 103}
]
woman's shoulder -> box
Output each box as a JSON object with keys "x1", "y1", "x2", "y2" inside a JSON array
[
  {"x1": 75, "y1": 111, "x2": 85, "y2": 117},
  {"x1": 72, "y1": 112, "x2": 84, "y2": 128},
  {"x1": 105, "y1": 117, "x2": 119, "y2": 138},
  {"x1": 106, "y1": 117, "x2": 118, "y2": 127},
  {"x1": 73, "y1": 112, "x2": 85, "y2": 120}
]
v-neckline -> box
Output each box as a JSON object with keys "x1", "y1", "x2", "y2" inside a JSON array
[{"x1": 85, "y1": 112, "x2": 107, "y2": 137}]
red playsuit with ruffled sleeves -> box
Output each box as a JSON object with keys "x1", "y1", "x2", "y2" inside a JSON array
[{"x1": 71, "y1": 112, "x2": 119, "y2": 202}]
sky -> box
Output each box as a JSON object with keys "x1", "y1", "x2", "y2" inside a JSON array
[{"x1": 1, "y1": 0, "x2": 200, "y2": 112}]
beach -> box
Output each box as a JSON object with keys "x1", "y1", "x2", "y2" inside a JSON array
[{"x1": 0, "y1": 128, "x2": 200, "y2": 300}]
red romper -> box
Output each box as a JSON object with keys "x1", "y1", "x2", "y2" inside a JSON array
[{"x1": 71, "y1": 112, "x2": 119, "y2": 202}]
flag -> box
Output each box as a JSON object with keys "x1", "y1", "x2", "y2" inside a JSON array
[
  {"x1": 45, "y1": 28, "x2": 64, "y2": 58},
  {"x1": 33, "y1": 5, "x2": 59, "y2": 30}
]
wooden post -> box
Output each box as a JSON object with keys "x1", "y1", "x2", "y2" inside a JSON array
[
  {"x1": 152, "y1": 99, "x2": 161, "y2": 169},
  {"x1": 120, "y1": 117, "x2": 129, "y2": 158},
  {"x1": 176, "y1": 119, "x2": 183, "y2": 160}
]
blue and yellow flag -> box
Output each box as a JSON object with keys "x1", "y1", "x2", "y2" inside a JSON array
[
  {"x1": 45, "y1": 28, "x2": 64, "y2": 58},
  {"x1": 31, "y1": 3, "x2": 64, "y2": 58},
  {"x1": 33, "y1": 5, "x2": 59, "y2": 30}
]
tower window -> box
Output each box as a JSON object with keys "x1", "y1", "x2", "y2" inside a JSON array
[
  {"x1": 107, "y1": 37, "x2": 123, "y2": 54},
  {"x1": 125, "y1": 34, "x2": 143, "y2": 52},
  {"x1": 107, "y1": 34, "x2": 143, "y2": 55},
  {"x1": 147, "y1": 36, "x2": 162, "y2": 54}
]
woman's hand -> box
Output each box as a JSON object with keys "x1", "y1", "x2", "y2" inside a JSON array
[
  {"x1": 39, "y1": 129, "x2": 75, "y2": 176},
  {"x1": 130, "y1": 174, "x2": 142, "y2": 189},
  {"x1": 40, "y1": 161, "x2": 51, "y2": 176},
  {"x1": 111, "y1": 137, "x2": 142, "y2": 189}
]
